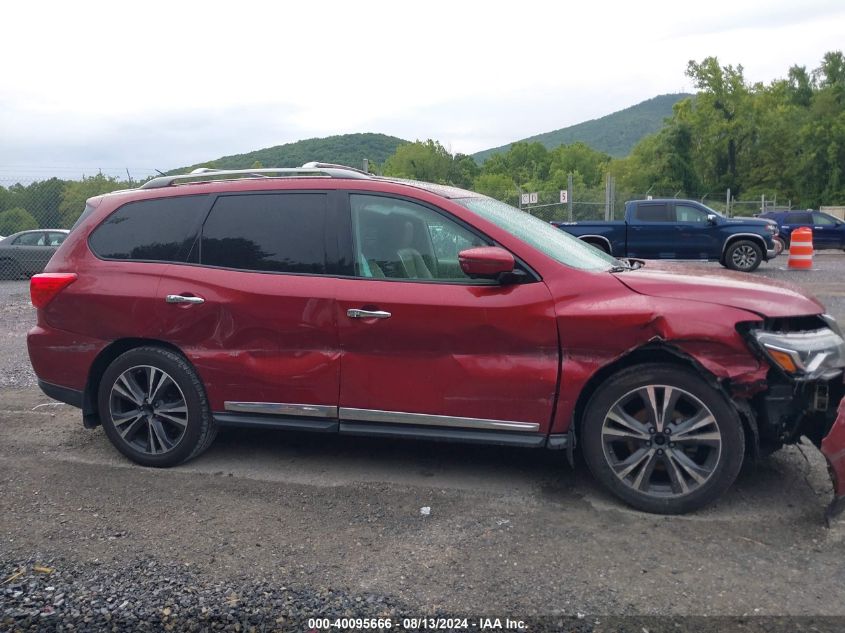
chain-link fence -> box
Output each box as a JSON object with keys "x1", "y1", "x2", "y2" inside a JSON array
[
  {"x1": 517, "y1": 187, "x2": 788, "y2": 224},
  {"x1": 0, "y1": 177, "x2": 68, "y2": 280}
]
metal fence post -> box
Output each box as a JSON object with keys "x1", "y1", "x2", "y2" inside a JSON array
[{"x1": 567, "y1": 173, "x2": 573, "y2": 222}]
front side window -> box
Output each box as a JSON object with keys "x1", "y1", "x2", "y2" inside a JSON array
[
  {"x1": 675, "y1": 204, "x2": 708, "y2": 223},
  {"x1": 813, "y1": 212, "x2": 837, "y2": 226},
  {"x1": 46, "y1": 232, "x2": 67, "y2": 246},
  {"x1": 201, "y1": 193, "x2": 327, "y2": 274},
  {"x1": 350, "y1": 194, "x2": 488, "y2": 281},
  {"x1": 89, "y1": 195, "x2": 209, "y2": 262}
]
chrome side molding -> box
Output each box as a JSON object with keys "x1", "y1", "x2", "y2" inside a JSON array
[
  {"x1": 222, "y1": 402, "x2": 539, "y2": 432},
  {"x1": 338, "y1": 407, "x2": 539, "y2": 432},
  {"x1": 224, "y1": 402, "x2": 338, "y2": 418}
]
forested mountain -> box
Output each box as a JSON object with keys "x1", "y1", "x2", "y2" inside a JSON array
[
  {"x1": 472, "y1": 93, "x2": 691, "y2": 163},
  {"x1": 170, "y1": 133, "x2": 408, "y2": 174}
]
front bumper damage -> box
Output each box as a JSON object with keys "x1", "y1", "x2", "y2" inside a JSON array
[{"x1": 821, "y1": 394, "x2": 845, "y2": 524}]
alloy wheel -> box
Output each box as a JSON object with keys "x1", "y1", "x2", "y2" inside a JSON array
[
  {"x1": 108, "y1": 365, "x2": 188, "y2": 455},
  {"x1": 601, "y1": 385, "x2": 722, "y2": 498},
  {"x1": 731, "y1": 244, "x2": 759, "y2": 270}
]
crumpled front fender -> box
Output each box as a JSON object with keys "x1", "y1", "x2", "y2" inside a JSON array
[{"x1": 821, "y1": 395, "x2": 845, "y2": 525}]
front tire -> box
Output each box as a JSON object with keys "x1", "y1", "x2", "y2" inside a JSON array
[
  {"x1": 97, "y1": 346, "x2": 216, "y2": 467},
  {"x1": 724, "y1": 239, "x2": 763, "y2": 272},
  {"x1": 580, "y1": 363, "x2": 744, "y2": 514}
]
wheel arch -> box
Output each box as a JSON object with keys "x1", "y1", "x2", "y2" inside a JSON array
[
  {"x1": 570, "y1": 343, "x2": 757, "y2": 462},
  {"x1": 82, "y1": 338, "x2": 190, "y2": 428},
  {"x1": 577, "y1": 235, "x2": 612, "y2": 253},
  {"x1": 722, "y1": 233, "x2": 768, "y2": 259}
]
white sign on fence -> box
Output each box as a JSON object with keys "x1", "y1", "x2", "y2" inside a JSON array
[
  {"x1": 521, "y1": 192, "x2": 539, "y2": 205},
  {"x1": 559, "y1": 190, "x2": 568, "y2": 204}
]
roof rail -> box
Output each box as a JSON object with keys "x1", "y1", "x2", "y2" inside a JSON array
[
  {"x1": 300, "y1": 161, "x2": 372, "y2": 176},
  {"x1": 139, "y1": 165, "x2": 372, "y2": 190}
]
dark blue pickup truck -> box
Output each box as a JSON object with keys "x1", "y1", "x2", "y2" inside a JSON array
[
  {"x1": 759, "y1": 209, "x2": 845, "y2": 250},
  {"x1": 552, "y1": 198, "x2": 780, "y2": 272}
]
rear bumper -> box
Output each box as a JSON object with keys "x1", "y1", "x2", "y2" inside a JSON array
[
  {"x1": 27, "y1": 324, "x2": 105, "y2": 392},
  {"x1": 38, "y1": 379, "x2": 83, "y2": 408}
]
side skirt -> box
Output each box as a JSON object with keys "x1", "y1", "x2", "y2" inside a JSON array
[{"x1": 212, "y1": 408, "x2": 570, "y2": 450}]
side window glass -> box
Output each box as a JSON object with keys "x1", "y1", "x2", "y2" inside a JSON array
[
  {"x1": 201, "y1": 193, "x2": 327, "y2": 274},
  {"x1": 350, "y1": 194, "x2": 489, "y2": 282},
  {"x1": 89, "y1": 196, "x2": 209, "y2": 262},
  {"x1": 785, "y1": 212, "x2": 810, "y2": 225},
  {"x1": 812, "y1": 212, "x2": 836, "y2": 226},
  {"x1": 47, "y1": 232, "x2": 67, "y2": 246},
  {"x1": 675, "y1": 205, "x2": 707, "y2": 223},
  {"x1": 14, "y1": 232, "x2": 45, "y2": 246},
  {"x1": 633, "y1": 203, "x2": 670, "y2": 222}
]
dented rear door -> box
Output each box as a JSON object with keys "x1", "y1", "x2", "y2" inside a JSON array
[{"x1": 153, "y1": 191, "x2": 341, "y2": 416}]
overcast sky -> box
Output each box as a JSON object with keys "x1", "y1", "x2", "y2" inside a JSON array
[{"x1": 1, "y1": 0, "x2": 843, "y2": 182}]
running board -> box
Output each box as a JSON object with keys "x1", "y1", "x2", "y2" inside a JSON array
[
  {"x1": 338, "y1": 421, "x2": 546, "y2": 447},
  {"x1": 213, "y1": 412, "x2": 338, "y2": 433}
]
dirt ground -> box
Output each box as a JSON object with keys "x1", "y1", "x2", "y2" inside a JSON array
[{"x1": 2, "y1": 254, "x2": 845, "y2": 628}]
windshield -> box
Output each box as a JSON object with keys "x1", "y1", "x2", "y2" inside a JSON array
[{"x1": 455, "y1": 197, "x2": 623, "y2": 272}]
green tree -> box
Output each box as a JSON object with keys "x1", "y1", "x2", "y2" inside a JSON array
[
  {"x1": 449, "y1": 154, "x2": 480, "y2": 188},
  {"x1": 383, "y1": 140, "x2": 453, "y2": 182},
  {"x1": 548, "y1": 142, "x2": 611, "y2": 188},
  {"x1": 472, "y1": 173, "x2": 515, "y2": 199},
  {"x1": 58, "y1": 174, "x2": 128, "y2": 227},
  {"x1": 684, "y1": 57, "x2": 753, "y2": 195},
  {"x1": 0, "y1": 207, "x2": 38, "y2": 235}
]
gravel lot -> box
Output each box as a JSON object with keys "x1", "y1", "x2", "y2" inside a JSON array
[{"x1": 2, "y1": 254, "x2": 845, "y2": 631}]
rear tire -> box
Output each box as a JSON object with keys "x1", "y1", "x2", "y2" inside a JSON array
[
  {"x1": 97, "y1": 346, "x2": 216, "y2": 467},
  {"x1": 580, "y1": 363, "x2": 745, "y2": 514},
  {"x1": 724, "y1": 239, "x2": 762, "y2": 272}
]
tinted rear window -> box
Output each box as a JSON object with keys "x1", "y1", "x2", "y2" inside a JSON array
[
  {"x1": 785, "y1": 212, "x2": 811, "y2": 224},
  {"x1": 89, "y1": 196, "x2": 209, "y2": 262},
  {"x1": 200, "y1": 193, "x2": 327, "y2": 274},
  {"x1": 633, "y1": 203, "x2": 671, "y2": 222}
]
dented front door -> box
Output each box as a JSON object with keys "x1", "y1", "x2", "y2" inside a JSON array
[{"x1": 335, "y1": 278, "x2": 559, "y2": 432}]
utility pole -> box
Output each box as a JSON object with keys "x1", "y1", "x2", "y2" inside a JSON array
[{"x1": 726, "y1": 188, "x2": 731, "y2": 217}]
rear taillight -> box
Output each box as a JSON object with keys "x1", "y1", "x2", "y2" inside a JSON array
[{"x1": 30, "y1": 273, "x2": 78, "y2": 309}]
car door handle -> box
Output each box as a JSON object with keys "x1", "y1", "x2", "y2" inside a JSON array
[
  {"x1": 165, "y1": 294, "x2": 205, "y2": 304},
  {"x1": 347, "y1": 308, "x2": 391, "y2": 319}
]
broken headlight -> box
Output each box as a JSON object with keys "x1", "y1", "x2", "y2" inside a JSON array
[{"x1": 753, "y1": 319, "x2": 845, "y2": 380}]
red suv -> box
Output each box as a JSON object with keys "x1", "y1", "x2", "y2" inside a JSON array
[{"x1": 27, "y1": 164, "x2": 845, "y2": 516}]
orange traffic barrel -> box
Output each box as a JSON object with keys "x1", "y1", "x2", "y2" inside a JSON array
[{"x1": 787, "y1": 227, "x2": 814, "y2": 270}]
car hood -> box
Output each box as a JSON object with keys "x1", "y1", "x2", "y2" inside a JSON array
[
  {"x1": 728, "y1": 216, "x2": 776, "y2": 226},
  {"x1": 614, "y1": 262, "x2": 823, "y2": 318}
]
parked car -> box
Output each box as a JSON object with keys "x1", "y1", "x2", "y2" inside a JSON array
[
  {"x1": 759, "y1": 209, "x2": 845, "y2": 251},
  {"x1": 0, "y1": 229, "x2": 69, "y2": 279},
  {"x1": 26, "y1": 165, "x2": 845, "y2": 517},
  {"x1": 552, "y1": 199, "x2": 780, "y2": 272}
]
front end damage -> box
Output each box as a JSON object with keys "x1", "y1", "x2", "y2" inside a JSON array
[{"x1": 740, "y1": 315, "x2": 845, "y2": 523}]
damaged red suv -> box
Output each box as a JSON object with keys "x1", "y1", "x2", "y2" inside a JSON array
[{"x1": 27, "y1": 164, "x2": 845, "y2": 516}]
